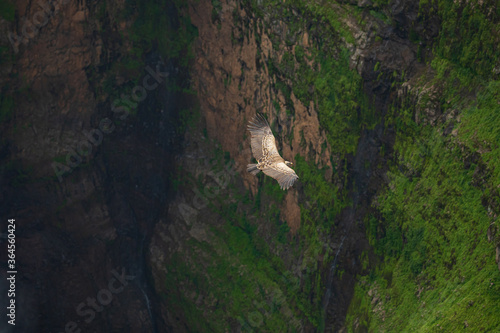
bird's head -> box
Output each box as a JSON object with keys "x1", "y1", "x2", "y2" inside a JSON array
[{"x1": 285, "y1": 161, "x2": 293, "y2": 166}]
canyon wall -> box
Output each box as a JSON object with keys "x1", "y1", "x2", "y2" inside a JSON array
[{"x1": 0, "y1": 0, "x2": 499, "y2": 332}]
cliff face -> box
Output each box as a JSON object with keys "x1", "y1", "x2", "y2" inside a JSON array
[
  {"x1": 0, "y1": 0, "x2": 189, "y2": 331},
  {"x1": 1, "y1": 0, "x2": 499, "y2": 332},
  {"x1": 148, "y1": 0, "x2": 425, "y2": 331}
]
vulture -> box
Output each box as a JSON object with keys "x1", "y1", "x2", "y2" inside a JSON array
[{"x1": 247, "y1": 113, "x2": 299, "y2": 190}]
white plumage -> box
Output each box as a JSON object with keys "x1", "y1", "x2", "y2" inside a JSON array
[{"x1": 246, "y1": 114, "x2": 299, "y2": 190}]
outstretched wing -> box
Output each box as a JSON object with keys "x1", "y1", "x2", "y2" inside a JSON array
[
  {"x1": 262, "y1": 162, "x2": 299, "y2": 190},
  {"x1": 247, "y1": 114, "x2": 280, "y2": 161},
  {"x1": 247, "y1": 113, "x2": 299, "y2": 190}
]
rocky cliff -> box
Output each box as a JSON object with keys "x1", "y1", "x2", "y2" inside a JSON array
[
  {"x1": 0, "y1": 0, "x2": 193, "y2": 331},
  {"x1": 1, "y1": 0, "x2": 499, "y2": 332}
]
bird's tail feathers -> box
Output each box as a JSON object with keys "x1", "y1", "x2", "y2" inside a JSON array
[{"x1": 247, "y1": 164, "x2": 260, "y2": 175}]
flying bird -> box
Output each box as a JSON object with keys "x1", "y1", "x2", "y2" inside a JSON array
[{"x1": 247, "y1": 114, "x2": 299, "y2": 190}]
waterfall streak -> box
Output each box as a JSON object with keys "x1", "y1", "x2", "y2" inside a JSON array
[{"x1": 321, "y1": 236, "x2": 346, "y2": 318}]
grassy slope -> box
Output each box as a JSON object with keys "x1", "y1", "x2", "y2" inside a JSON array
[
  {"x1": 346, "y1": 0, "x2": 500, "y2": 331},
  {"x1": 165, "y1": 147, "x2": 312, "y2": 331}
]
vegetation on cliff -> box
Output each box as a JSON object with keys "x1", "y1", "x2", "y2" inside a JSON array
[
  {"x1": 160, "y1": 0, "x2": 372, "y2": 330},
  {"x1": 346, "y1": 0, "x2": 500, "y2": 331},
  {"x1": 3, "y1": 0, "x2": 497, "y2": 330},
  {"x1": 161, "y1": 0, "x2": 499, "y2": 331}
]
